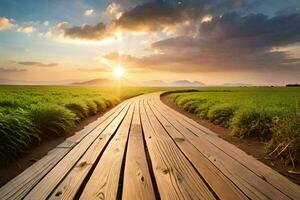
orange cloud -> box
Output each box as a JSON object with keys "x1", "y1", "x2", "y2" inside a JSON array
[{"x1": 0, "y1": 17, "x2": 14, "y2": 31}]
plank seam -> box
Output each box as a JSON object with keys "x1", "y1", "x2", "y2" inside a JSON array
[
  {"x1": 146, "y1": 98, "x2": 220, "y2": 200},
  {"x1": 42, "y1": 102, "x2": 130, "y2": 199},
  {"x1": 116, "y1": 103, "x2": 136, "y2": 200},
  {"x1": 140, "y1": 99, "x2": 161, "y2": 200},
  {"x1": 72, "y1": 103, "x2": 132, "y2": 200},
  {"x1": 150, "y1": 98, "x2": 251, "y2": 199},
  {"x1": 157, "y1": 97, "x2": 294, "y2": 198}
]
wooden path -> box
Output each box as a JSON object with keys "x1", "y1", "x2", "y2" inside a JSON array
[{"x1": 1, "y1": 93, "x2": 299, "y2": 200}]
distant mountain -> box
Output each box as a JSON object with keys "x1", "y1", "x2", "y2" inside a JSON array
[
  {"x1": 142, "y1": 80, "x2": 206, "y2": 87},
  {"x1": 223, "y1": 83, "x2": 253, "y2": 87},
  {"x1": 169, "y1": 80, "x2": 206, "y2": 87},
  {"x1": 73, "y1": 78, "x2": 137, "y2": 86},
  {"x1": 73, "y1": 78, "x2": 114, "y2": 86}
]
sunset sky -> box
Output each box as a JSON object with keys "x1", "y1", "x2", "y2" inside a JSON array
[{"x1": 0, "y1": 0, "x2": 299, "y2": 85}]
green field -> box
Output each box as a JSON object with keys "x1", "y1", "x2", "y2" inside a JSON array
[
  {"x1": 169, "y1": 87, "x2": 300, "y2": 164},
  {"x1": 0, "y1": 86, "x2": 166, "y2": 163},
  {"x1": 1, "y1": 86, "x2": 300, "y2": 165}
]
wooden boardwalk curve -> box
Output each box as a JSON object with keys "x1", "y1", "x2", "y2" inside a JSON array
[{"x1": 1, "y1": 93, "x2": 299, "y2": 200}]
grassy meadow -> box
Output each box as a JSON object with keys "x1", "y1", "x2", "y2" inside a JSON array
[
  {"x1": 0, "y1": 86, "x2": 166, "y2": 163},
  {"x1": 169, "y1": 87, "x2": 300, "y2": 164},
  {"x1": 1, "y1": 86, "x2": 299, "y2": 166}
]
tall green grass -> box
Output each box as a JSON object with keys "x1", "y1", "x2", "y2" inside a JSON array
[
  {"x1": 30, "y1": 104, "x2": 77, "y2": 137},
  {"x1": 169, "y1": 87, "x2": 300, "y2": 163},
  {"x1": 0, "y1": 109, "x2": 39, "y2": 161},
  {"x1": 0, "y1": 86, "x2": 167, "y2": 164}
]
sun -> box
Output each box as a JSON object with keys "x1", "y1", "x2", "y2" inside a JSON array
[{"x1": 114, "y1": 66, "x2": 125, "y2": 77}]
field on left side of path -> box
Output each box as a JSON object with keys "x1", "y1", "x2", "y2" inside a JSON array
[{"x1": 0, "y1": 86, "x2": 165, "y2": 164}]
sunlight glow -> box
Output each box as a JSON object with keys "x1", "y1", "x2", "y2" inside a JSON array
[
  {"x1": 201, "y1": 15, "x2": 213, "y2": 23},
  {"x1": 114, "y1": 67, "x2": 125, "y2": 77}
]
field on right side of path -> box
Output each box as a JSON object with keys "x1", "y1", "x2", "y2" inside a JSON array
[{"x1": 169, "y1": 87, "x2": 300, "y2": 164}]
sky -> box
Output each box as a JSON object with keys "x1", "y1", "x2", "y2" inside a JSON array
[{"x1": 0, "y1": 0, "x2": 299, "y2": 85}]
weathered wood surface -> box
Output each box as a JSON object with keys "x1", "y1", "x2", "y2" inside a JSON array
[
  {"x1": 1, "y1": 93, "x2": 299, "y2": 200},
  {"x1": 122, "y1": 100, "x2": 156, "y2": 200}
]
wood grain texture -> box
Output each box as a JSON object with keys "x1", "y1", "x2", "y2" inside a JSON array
[
  {"x1": 140, "y1": 96, "x2": 216, "y2": 200},
  {"x1": 0, "y1": 148, "x2": 70, "y2": 200},
  {"x1": 156, "y1": 93, "x2": 300, "y2": 199},
  {"x1": 122, "y1": 101, "x2": 156, "y2": 200},
  {"x1": 153, "y1": 94, "x2": 298, "y2": 199},
  {"x1": 24, "y1": 102, "x2": 131, "y2": 200},
  {"x1": 79, "y1": 102, "x2": 135, "y2": 199},
  {"x1": 49, "y1": 103, "x2": 132, "y2": 200},
  {"x1": 148, "y1": 96, "x2": 247, "y2": 200},
  {"x1": 1, "y1": 93, "x2": 299, "y2": 200}
]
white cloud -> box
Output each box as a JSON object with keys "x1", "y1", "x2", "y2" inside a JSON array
[
  {"x1": 106, "y1": 3, "x2": 122, "y2": 19},
  {"x1": 17, "y1": 25, "x2": 35, "y2": 34},
  {"x1": 0, "y1": 17, "x2": 14, "y2": 31},
  {"x1": 56, "y1": 21, "x2": 68, "y2": 29},
  {"x1": 45, "y1": 31, "x2": 52, "y2": 38},
  {"x1": 43, "y1": 21, "x2": 49, "y2": 26},
  {"x1": 84, "y1": 9, "x2": 94, "y2": 16},
  {"x1": 40, "y1": 31, "x2": 53, "y2": 39},
  {"x1": 201, "y1": 15, "x2": 213, "y2": 23}
]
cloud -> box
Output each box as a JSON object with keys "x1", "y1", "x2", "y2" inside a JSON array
[
  {"x1": 56, "y1": 21, "x2": 68, "y2": 29},
  {"x1": 99, "y1": 52, "x2": 149, "y2": 73},
  {"x1": 105, "y1": 3, "x2": 123, "y2": 19},
  {"x1": 58, "y1": 22, "x2": 108, "y2": 40},
  {"x1": 0, "y1": 17, "x2": 14, "y2": 31},
  {"x1": 0, "y1": 68, "x2": 27, "y2": 72},
  {"x1": 77, "y1": 67, "x2": 109, "y2": 72},
  {"x1": 54, "y1": 0, "x2": 300, "y2": 42},
  {"x1": 112, "y1": 0, "x2": 247, "y2": 35},
  {"x1": 43, "y1": 21, "x2": 49, "y2": 26},
  {"x1": 114, "y1": 1, "x2": 204, "y2": 34},
  {"x1": 57, "y1": 1, "x2": 205, "y2": 40},
  {"x1": 113, "y1": 0, "x2": 148, "y2": 8},
  {"x1": 198, "y1": 12, "x2": 300, "y2": 48},
  {"x1": 41, "y1": 31, "x2": 53, "y2": 38},
  {"x1": 102, "y1": 12, "x2": 300, "y2": 73},
  {"x1": 56, "y1": 0, "x2": 243, "y2": 41},
  {"x1": 17, "y1": 25, "x2": 35, "y2": 34},
  {"x1": 84, "y1": 9, "x2": 94, "y2": 16},
  {"x1": 18, "y1": 61, "x2": 58, "y2": 67}
]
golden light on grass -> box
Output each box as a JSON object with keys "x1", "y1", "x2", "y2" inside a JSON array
[{"x1": 114, "y1": 66, "x2": 125, "y2": 77}]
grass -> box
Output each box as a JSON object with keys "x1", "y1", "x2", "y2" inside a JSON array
[
  {"x1": 0, "y1": 86, "x2": 167, "y2": 164},
  {"x1": 169, "y1": 87, "x2": 300, "y2": 164},
  {"x1": 2, "y1": 85, "x2": 299, "y2": 166}
]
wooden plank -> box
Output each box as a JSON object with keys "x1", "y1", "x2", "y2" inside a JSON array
[
  {"x1": 122, "y1": 100, "x2": 156, "y2": 200},
  {"x1": 157, "y1": 93, "x2": 300, "y2": 199},
  {"x1": 140, "y1": 98, "x2": 216, "y2": 200},
  {"x1": 152, "y1": 94, "x2": 291, "y2": 199},
  {"x1": 79, "y1": 101, "x2": 136, "y2": 199},
  {"x1": 0, "y1": 101, "x2": 129, "y2": 200},
  {"x1": 24, "y1": 102, "x2": 131, "y2": 200},
  {"x1": 0, "y1": 148, "x2": 70, "y2": 200},
  {"x1": 56, "y1": 140, "x2": 77, "y2": 148},
  {"x1": 147, "y1": 97, "x2": 247, "y2": 200},
  {"x1": 48, "y1": 102, "x2": 134, "y2": 200}
]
